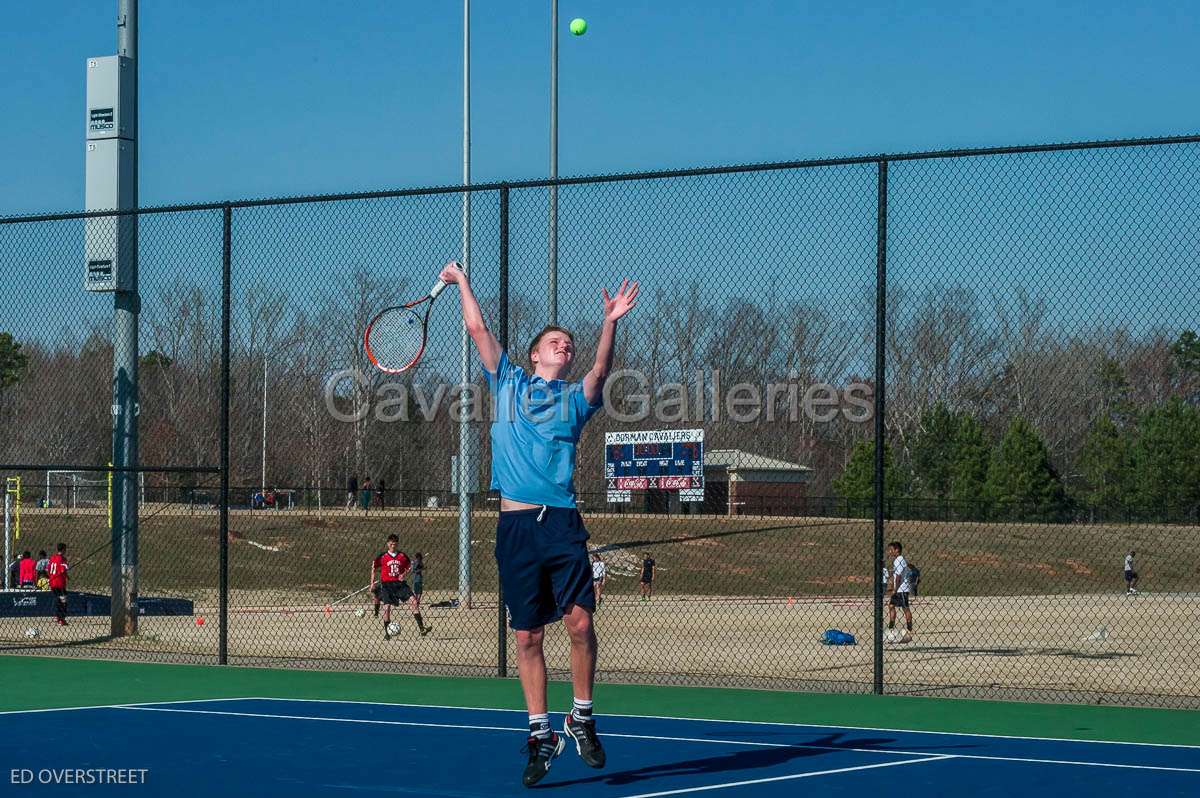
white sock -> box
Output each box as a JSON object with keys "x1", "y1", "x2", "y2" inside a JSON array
[
  {"x1": 529, "y1": 713, "x2": 551, "y2": 738},
  {"x1": 572, "y1": 698, "x2": 593, "y2": 720}
]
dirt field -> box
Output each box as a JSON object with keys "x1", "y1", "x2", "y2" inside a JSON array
[
  {"x1": 11, "y1": 506, "x2": 1199, "y2": 598},
  {"x1": 4, "y1": 505, "x2": 1197, "y2": 704},
  {"x1": 3, "y1": 587, "x2": 1197, "y2": 704}
]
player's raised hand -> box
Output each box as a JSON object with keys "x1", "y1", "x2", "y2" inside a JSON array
[
  {"x1": 602, "y1": 279, "x2": 639, "y2": 322},
  {"x1": 439, "y1": 261, "x2": 467, "y2": 286}
]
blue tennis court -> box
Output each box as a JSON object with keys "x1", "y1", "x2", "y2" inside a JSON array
[{"x1": 3, "y1": 697, "x2": 1197, "y2": 796}]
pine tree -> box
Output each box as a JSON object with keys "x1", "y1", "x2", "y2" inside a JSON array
[
  {"x1": 1079, "y1": 415, "x2": 1133, "y2": 511},
  {"x1": 834, "y1": 439, "x2": 910, "y2": 515},
  {"x1": 910, "y1": 402, "x2": 959, "y2": 500},
  {"x1": 1169, "y1": 330, "x2": 1200, "y2": 404},
  {"x1": 1131, "y1": 398, "x2": 1200, "y2": 516},
  {"x1": 984, "y1": 417, "x2": 1068, "y2": 521},
  {"x1": 949, "y1": 415, "x2": 991, "y2": 514},
  {"x1": 0, "y1": 332, "x2": 27, "y2": 391}
]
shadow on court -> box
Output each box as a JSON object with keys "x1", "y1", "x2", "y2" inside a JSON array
[
  {"x1": 0, "y1": 633, "x2": 116, "y2": 652},
  {"x1": 904, "y1": 645, "x2": 1137, "y2": 661},
  {"x1": 538, "y1": 732, "x2": 973, "y2": 790}
]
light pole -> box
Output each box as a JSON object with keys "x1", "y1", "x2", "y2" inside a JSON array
[
  {"x1": 457, "y1": 0, "x2": 473, "y2": 608},
  {"x1": 112, "y1": 0, "x2": 140, "y2": 637}
]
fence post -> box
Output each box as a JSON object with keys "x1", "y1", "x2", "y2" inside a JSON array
[
  {"x1": 873, "y1": 160, "x2": 888, "y2": 696},
  {"x1": 497, "y1": 186, "x2": 509, "y2": 678},
  {"x1": 219, "y1": 203, "x2": 232, "y2": 665}
]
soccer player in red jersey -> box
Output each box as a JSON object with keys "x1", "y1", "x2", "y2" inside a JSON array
[
  {"x1": 48, "y1": 543, "x2": 69, "y2": 625},
  {"x1": 18, "y1": 551, "x2": 36, "y2": 588},
  {"x1": 370, "y1": 534, "x2": 431, "y2": 640}
]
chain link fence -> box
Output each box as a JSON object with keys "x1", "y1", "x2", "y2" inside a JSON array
[{"x1": 2, "y1": 135, "x2": 1198, "y2": 706}]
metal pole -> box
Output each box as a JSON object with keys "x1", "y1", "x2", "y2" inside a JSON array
[
  {"x1": 261, "y1": 356, "x2": 267, "y2": 495},
  {"x1": 457, "y1": 0, "x2": 473, "y2": 609},
  {"x1": 112, "y1": 0, "x2": 139, "y2": 637},
  {"x1": 548, "y1": 0, "x2": 558, "y2": 325},
  {"x1": 3, "y1": 492, "x2": 10, "y2": 591},
  {"x1": 498, "y1": 185, "x2": 509, "y2": 677},
  {"x1": 873, "y1": 160, "x2": 888, "y2": 695},
  {"x1": 219, "y1": 204, "x2": 232, "y2": 665}
]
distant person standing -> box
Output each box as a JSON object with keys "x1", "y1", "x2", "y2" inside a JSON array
[
  {"x1": 360, "y1": 476, "x2": 373, "y2": 513},
  {"x1": 18, "y1": 551, "x2": 35, "y2": 588},
  {"x1": 48, "y1": 543, "x2": 69, "y2": 625},
  {"x1": 887, "y1": 541, "x2": 913, "y2": 636},
  {"x1": 346, "y1": 474, "x2": 358, "y2": 510},
  {"x1": 35, "y1": 550, "x2": 50, "y2": 590},
  {"x1": 639, "y1": 553, "x2": 655, "y2": 601},
  {"x1": 376, "y1": 478, "x2": 387, "y2": 509},
  {"x1": 591, "y1": 554, "x2": 607, "y2": 608},
  {"x1": 412, "y1": 551, "x2": 424, "y2": 610},
  {"x1": 1124, "y1": 551, "x2": 1139, "y2": 595}
]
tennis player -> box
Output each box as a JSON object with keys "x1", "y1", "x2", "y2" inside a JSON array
[
  {"x1": 887, "y1": 540, "x2": 913, "y2": 635},
  {"x1": 370, "y1": 534, "x2": 431, "y2": 640},
  {"x1": 639, "y1": 552, "x2": 656, "y2": 601},
  {"x1": 1124, "y1": 550, "x2": 1139, "y2": 594},
  {"x1": 440, "y1": 262, "x2": 638, "y2": 787},
  {"x1": 591, "y1": 553, "x2": 607, "y2": 608}
]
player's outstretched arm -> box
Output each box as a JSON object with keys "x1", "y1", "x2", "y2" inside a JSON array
[
  {"x1": 439, "y1": 262, "x2": 502, "y2": 373},
  {"x1": 584, "y1": 279, "x2": 639, "y2": 405}
]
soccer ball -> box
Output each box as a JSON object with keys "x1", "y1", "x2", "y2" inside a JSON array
[
  {"x1": 354, "y1": 608, "x2": 366, "y2": 618},
  {"x1": 24, "y1": 627, "x2": 39, "y2": 639},
  {"x1": 386, "y1": 622, "x2": 401, "y2": 636}
]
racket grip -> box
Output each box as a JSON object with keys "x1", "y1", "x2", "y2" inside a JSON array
[{"x1": 429, "y1": 261, "x2": 463, "y2": 299}]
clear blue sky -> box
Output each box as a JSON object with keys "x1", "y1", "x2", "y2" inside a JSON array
[{"x1": 1, "y1": 0, "x2": 1197, "y2": 215}]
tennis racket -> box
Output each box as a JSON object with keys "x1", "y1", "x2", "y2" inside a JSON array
[{"x1": 364, "y1": 262, "x2": 462, "y2": 373}]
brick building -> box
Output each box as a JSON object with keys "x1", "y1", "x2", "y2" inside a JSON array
[{"x1": 696, "y1": 449, "x2": 812, "y2": 516}]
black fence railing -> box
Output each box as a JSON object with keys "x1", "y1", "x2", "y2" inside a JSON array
[{"x1": 3, "y1": 133, "x2": 1200, "y2": 707}]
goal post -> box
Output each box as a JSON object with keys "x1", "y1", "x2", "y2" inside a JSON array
[
  {"x1": 44, "y1": 468, "x2": 142, "y2": 514},
  {"x1": 3, "y1": 477, "x2": 19, "y2": 590}
]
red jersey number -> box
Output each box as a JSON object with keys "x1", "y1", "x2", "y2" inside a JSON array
[
  {"x1": 374, "y1": 552, "x2": 409, "y2": 582},
  {"x1": 48, "y1": 555, "x2": 69, "y2": 589}
]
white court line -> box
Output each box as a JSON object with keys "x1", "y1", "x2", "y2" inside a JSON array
[
  {"x1": 245, "y1": 696, "x2": 1200, "y2": 751},
  {"x1": 118, "y1": 705, "x2": 1200, "y2": 773},
  {"x1": 0, "y1": 696, "x2": 255, "y2": 716},
  {"x1": 617, "y1": 756, "x2": 954, "y2": 798},
  {"x1": 120, "y1": 705, "x2": 523, "y2": 734}
]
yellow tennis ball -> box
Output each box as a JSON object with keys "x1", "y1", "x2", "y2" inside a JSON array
[{"x1": 570, "y1": 18, "x2": 587, "y2": 36}]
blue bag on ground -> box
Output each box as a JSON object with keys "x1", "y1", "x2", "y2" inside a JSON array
[{"x1": 822, "y1": 629, "x2": 856, "y2": 645}]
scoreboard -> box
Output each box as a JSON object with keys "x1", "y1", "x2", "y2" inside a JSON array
[{"x1": 604, "y1": 429, "x2": 704, "y2": 503}]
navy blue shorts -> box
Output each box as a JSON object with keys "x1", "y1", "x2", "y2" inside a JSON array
[{"x1": 495, "y1": 506, "x2": 594, "y2": 631}]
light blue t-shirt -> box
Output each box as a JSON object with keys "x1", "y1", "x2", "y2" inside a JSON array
[{"x1": 484, "y1": 350, "x2": 602, "y2": 507}]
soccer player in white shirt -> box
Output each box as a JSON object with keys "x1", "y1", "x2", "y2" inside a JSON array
[
  {"x1": 591, "y1": 554, "x2": 607, "y2": 608},
  {"x1": 887, "y1": 541, "x2": 913, "y2": 635}
]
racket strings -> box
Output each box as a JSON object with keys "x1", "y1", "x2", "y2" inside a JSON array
[{"x1": 367, "y1": 307, "x2": 426, "y2": 371}]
